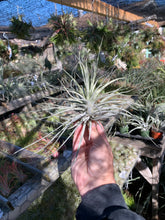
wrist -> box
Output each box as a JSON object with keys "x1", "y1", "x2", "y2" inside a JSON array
[
  {"x1": 80, "y1": 177, "x2": 116, "y2": 196},
  {"x1": 77, "y1": 184, "x2": 127, "y2": 219}
]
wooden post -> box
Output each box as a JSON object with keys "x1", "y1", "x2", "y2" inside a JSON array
[
  {"x1": 152, "y1": 158, "x2": 161, "y2": 220},
  {"x1": 135, "y1": 157, "x2": 152, "y2": 185}
]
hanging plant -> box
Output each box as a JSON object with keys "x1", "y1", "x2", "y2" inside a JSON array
[
  {"x1": 82, "y1": 20, "x2": 110, "y2": 53},
  {"x1": 49, "y1": 13, "x2": 78, "y2": 46},
  {"x1": 9, "y1": 15, "x2": 33, "y2": 39}
]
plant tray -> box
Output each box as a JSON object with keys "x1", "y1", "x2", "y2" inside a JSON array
[
  {"x1": 0, "y1": 140, "x2": 72, "y2": 220},
  {"x1": 109, "y1": 136, "x2": 139, "y2": 188},
  {"x1": 115, "y1": 131, "x2": 163, "y2": 144}
]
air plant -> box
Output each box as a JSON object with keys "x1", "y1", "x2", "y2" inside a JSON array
[
  {"x1": 9, "y1": 161, "x2": 27, "y2": 183},
  {"x1": 129, "y1": 114, "x2": 154, "y2": 133},
  {"x1": 49, "y1": 12, "x2": 77, "y2": 46},
  {"x1": 15, "y1": 52, "x2": 133, "y2": 156},
  {"x1": 0, "y1": 159, "x2": 27, "y2": 197}
]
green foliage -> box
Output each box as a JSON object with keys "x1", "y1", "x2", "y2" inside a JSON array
[
  {"x1": 140, "y1": 27, "x2": 159, "y2": 43},
  {"x1": 82, "y1": 20, "x2": 110, "y2": 53},
  {"x1": 0, "y1": 40, "x2": 9, "y2": 60},
  {"x1": 49, "y1": 13, "x2": 78, "y2": 46},
  {"x1": 150, "y1": 39, "x2": 165, "y2": 56},
  {"x1": 0, "y1": 41, "x2": 18, "y2": 61},
  {"x1": 116, "y1": 60, "x2": 165, "y2": 100},
  {"x1": 123, "y1": 191, "x2": 136, "y2": 210},
  {"x1": 48, "y1": 13, "x2": 165, "y2": 70},
  {"x1": 10, "y1": 43, "x2": 19, "y2": 59},
  {"x1": 140, "y1": 27, "x2": 165, "y2": 56},
  {"x1": 9, "y1": 15, "x2": 33, "y2": 39},
  {"x1": 121, "y1": 47, "x2": 139, "y2": 69},
  {"x1": 15, "y1": 127, "x2": 39, "y2": 148},
  {"x1": 81, "y1": 20, "x2": 146, "y2": 68},
  {"x1": 0, "y1": 68, "x2": 55, "y2": 102}
]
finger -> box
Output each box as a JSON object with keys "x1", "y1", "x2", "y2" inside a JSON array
[
  {"x1": 89, "y1": 121, "x2": 111, "y2": 152},
  {"x1": 95, "y1": 122, "x2": 108, "y2": 140},
  {"x1": 72, "y1": 125, "x2": 87, "y2": 171},
  {"x1": 73, "y1": 123, "x2": 86, "y2": 152},
  {"x1": 95, "y1": 121, "x2": 110, "y2": 147},
  {"x1": 89, "y1": 121, "x2": 105, "y2": 141}
]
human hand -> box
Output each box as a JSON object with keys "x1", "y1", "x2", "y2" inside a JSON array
[{"x1": 71, "y1": 121, "x2": 115, "y2": 196}]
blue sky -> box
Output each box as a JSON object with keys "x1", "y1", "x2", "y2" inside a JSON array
[{"x1": 0, "y1": 0, "x2": 77, "y2": 26}]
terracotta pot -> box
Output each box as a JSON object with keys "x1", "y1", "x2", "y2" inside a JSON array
[{"x1": 150, "y1": 129, "x2": 163, "y2": 140}]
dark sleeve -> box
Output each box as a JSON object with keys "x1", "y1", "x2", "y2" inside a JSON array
[{"x1": 76, "y1": 184, "x2": 145, "y2": 220}]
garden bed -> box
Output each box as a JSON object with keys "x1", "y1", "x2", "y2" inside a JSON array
[
  {"x1": 0, "y1": 140, "x2": 72, "y2": 220},
  {"x1": 0, "y1": 96, "x2": 73, "y2": 219}
]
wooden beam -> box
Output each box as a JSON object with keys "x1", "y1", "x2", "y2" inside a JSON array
[
  {"x1": 48, "y1": 0, "x2": 159, "y2": 28},
  {"x1": 0, "y1": 87, "x2": 60, "y2": 116},
  {"x1": 135, "y1": 157, "x2": 152, "y2": 185}
]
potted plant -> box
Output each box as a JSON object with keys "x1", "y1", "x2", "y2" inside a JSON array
[
  {"x1": 150, "y1": 114, "x2": 164, "y2": 140},
  {"x1": 129, "y1": 114, "x2": 154, "y2": 138},
  {"x1": 116, "y1": 114, "x2": 131, "y2": 134},
  {"x1": 49, "y1": 12, "x2": 78, "y2": 47}
]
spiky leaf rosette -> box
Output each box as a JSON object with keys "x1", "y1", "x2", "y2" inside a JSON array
[{"x1": 16, "y1": 56, "x2": 133, "y2": 156}]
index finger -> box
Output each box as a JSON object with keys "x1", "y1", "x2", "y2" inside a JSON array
[
  {"x1": 89, "y1": 121, "x2": 110, "y2": 148},
  {"x1": 73, "y1": 123, "x2": 86, "y2": 151}
]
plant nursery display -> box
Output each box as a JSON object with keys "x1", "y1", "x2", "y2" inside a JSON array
[
  {"x1": 0, "y1": 10, "x2": 165, "y2": 220},
  {"x1": 0, "y1": 158, "x2": 32, "y2": 197},
  {"x1": 0, "y1": 112, "x2": 61, "y2": 159},
  {"x1": 18, "y1": 52, "x2": 133, "y2": 155}
]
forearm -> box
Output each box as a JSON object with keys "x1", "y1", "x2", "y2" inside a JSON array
[{"x1": 76, "y1": 184, "x2": 145, "y2": 220}]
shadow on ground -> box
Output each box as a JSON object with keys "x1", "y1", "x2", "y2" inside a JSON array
[{"x1": 17, "y1": 168, "x2": 81, "y2": 220}]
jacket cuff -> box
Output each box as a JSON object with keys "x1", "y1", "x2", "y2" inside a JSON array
[{"x1": 76, "y1": 184, "x2": 127, "y2": 220}]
